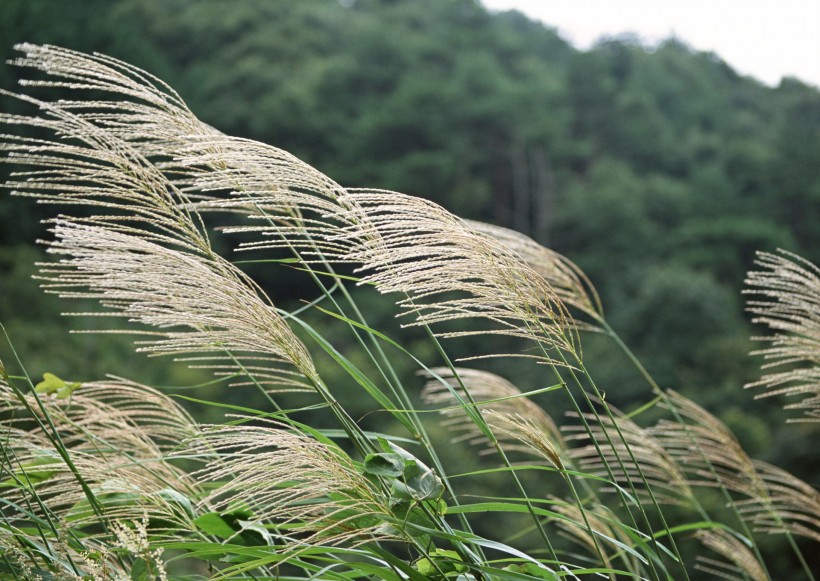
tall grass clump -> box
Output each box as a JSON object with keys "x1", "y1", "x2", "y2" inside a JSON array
[{"x1": 0, "y1": 44, "x2": 818, "y2": 580}]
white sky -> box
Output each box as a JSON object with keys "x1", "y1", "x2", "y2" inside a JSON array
[{"x1": 482, "y1": 0, "x2": 820, "y2": 88}]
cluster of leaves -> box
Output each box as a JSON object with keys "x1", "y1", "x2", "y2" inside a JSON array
[{"x1": 0, "y1": 45, "x2": 818, "y2": 580}]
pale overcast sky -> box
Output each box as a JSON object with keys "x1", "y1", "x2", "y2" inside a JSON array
[{"x1": 482, "y1": 0, "x2": 820, "y2": 88}]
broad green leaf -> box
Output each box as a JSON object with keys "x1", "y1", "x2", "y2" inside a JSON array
[
  {"x1": 377, "y1": 438, "x2": 444, "y2": 501},
  {"x1": 236, "y1": 519, "x2": 275, "y2": 547},
  {"x1": 194, "y1": 512, "x2": 236, "y2": 540},
  {"x1": 364, "y1": 452, "x2": 405, "y2": 477},
  {"x1": 414, "y1": 557, "x2": 437, "y2": 576},
  {"x1": 414, "y1": 548, "x2": 469, "y2": 578},
  {"x1": 502, "y1": 564, "x2": 559, "y2": 580}
]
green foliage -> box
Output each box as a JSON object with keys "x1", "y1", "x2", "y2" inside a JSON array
[{"x1": 1, "y1": 2, "x2": 820, "y2": 578}]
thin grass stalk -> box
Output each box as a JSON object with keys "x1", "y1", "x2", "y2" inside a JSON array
[
  {"x1": 569, "y1": 364, "x2": 701, "y2": 581},
  {"x1": 468, "y1": 224, "x2": 660, "y2": 574},
  {"x1": 529, "y1": 328, "x2": 676, "y2": 577},
  {"x1": 544, "y1": 364, "x2": 663, "y2": 579},
  {"x1": 421, "y1": 369, "x2": 627, "y2": 577},
  {"x1": 465, "y1": 221, "x2": 649, "y2": 572},
  {"x1": 483, "y1": 217, "x2": 753, "y2": 576},
  {"x1": 656, "y1": 391, "x2": 815, "y2": 580},
  {"x1": 298, "y1": 260, "x2": 488, "y2": 551},
  {"x1": 489, "y1": 297, "x2": 667, "y2": 578},
  {"x1": 0, "y1": 325, "x2": 139, "y2": 575},
  {"x1": 554, "y1": 447, "x2": 615, "y2": 577},
  {"x1": 275, "y1": 218, "x2": 415, "y2": 436},
  {"x1": 477, "y1": 232, "x2": 678, "y2": 576},
  {"x1": 417, "y1": 326, "x2": 560, "y2": 567},
  {"x1": 264, "y1": 237, "x2": 485, "y2": 577},
  {"x1": 0, "y1": 426, "x2": 84, "y2": 577},
  {"x1": 226, "y1": 195, "x2": 489, "y2": 558}
]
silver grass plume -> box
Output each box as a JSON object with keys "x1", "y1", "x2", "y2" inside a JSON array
[
  {"x1": 744, "y1": 249, "x2": 820, "y2": 422},
  {"x1": 564, "y1": 402, "x2": 692, "y2": 506},
  {"x1": 653, "y1": 390, "x2": 820, "y2": 543},
  {"x1": 0, "y1": 65, "x2": 211, "y2": 253},
  {"x1": 339, "y1": 191, "x2": 579, "y2": 363},
  {"x1": 220, "y1": 188, "x2": 580, "y2": 364},
  {"x1": 466, "y1": 220, "x2": 604, "y2": 326},
  {"x1": 420, "y1": 367, "x2": 565, "y2": 469},
  {"x1": 232, "y1": 187, "x2": 581, "y2": 364},
  {"x1": 5, "y1": 44, "x2": 364, "y2": 259},
  {"x1": 2, "y1": 429, "x2": 196, "y2": 540},
  {"x1": 650, "y1": 390, "x2": 760, "y2": 494},
  {"x1": 59, "y1": 377, "x2": 198, "y2": 450},
  {"x1": 181, "y1": 421, "x2": 398, "y2": 551},
  {"x1": 1, "y1": 376, "x2": 196, "y2": 459},
  {"x1": 6, "y1": 43, "x2": 219, "y2": 168},
  {"x1": 738, "y1": 460, "x2": 820, "y2": 543},
  {"x1": 1, "y1": 45, "x2": 319, "y2": 389},
  {"x1": 41, "y1": 221, "x2": 318, "y2": 389},
  {"x1": 694, "y1": 529, "x2": 767, "y2": 581},
  {"x1": 548, "y1": 498, "x2": 632, "y2": 570},
  {"x1": 0, "y1": 380, "x2": 199, "y2": 540}
]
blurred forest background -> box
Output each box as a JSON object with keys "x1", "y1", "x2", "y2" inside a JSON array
[{"x1": 2, "y1": 0, "x2": 819, "y2": 499}]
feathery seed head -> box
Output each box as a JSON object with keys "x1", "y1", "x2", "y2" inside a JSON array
[
  {"x1": 466, "y1": 220, "x2": 604, "y2": 325},
  {"x1": 40, "y1": 220, "x2": 319, "y2": 388},
  {"x1": 739, "y1": 460, "x2": 820, "y2": 543},
  {"x1": 182, "y1": 421, "x2": 399, "y2": 550},
  {"x1": 651, "y1": 390, "x2": 761, "y2": 495},
  {"x1": 421, "y1": 367, "x2": 565, "y2": 467},
  {"x1": 565, "y1": 401, "x2": 692, "y2": 506},
  {"x1": 694, "y1": 529, "x2": 767, "y2": 581},
  {"x1": 2, "y1": 44, "x2": 320, "y2": 391},
  {"x1": 744, "y1": 249, "x2": 820, "y2": 422},
  {"x1": 0, "y1": 381, "x2": 199, "y2": 539},
  {"x1": 343, "y1": 192, "x2": 581, "y2": 364},
  {"x1": 653, "y1": 391, "x2": 820, "y2": 542}
]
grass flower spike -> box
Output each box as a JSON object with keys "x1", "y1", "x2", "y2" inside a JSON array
[{"x1": 744, "y1": 249, "x2": 820, "y2": 422}]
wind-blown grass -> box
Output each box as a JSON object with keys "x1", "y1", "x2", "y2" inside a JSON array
[
  {"x1": 0, "y1": 44, "x2": 818, "y2": 580},
  {"x1": 744, "y1": 249, "x2": 820, "y2": 422}
]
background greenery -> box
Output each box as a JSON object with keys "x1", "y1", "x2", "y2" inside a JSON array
[{"x1": 2, "y1": 0, "x2": 818, "y2": 549}]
